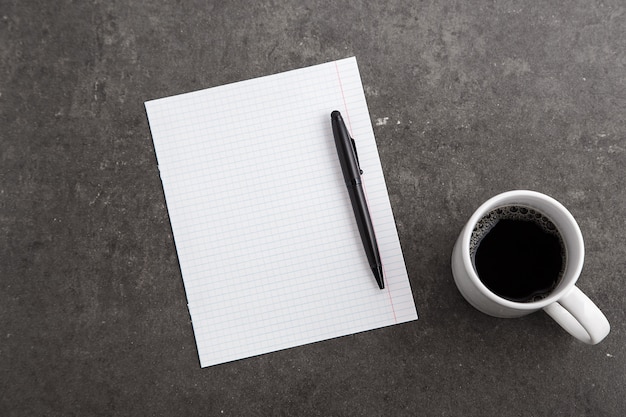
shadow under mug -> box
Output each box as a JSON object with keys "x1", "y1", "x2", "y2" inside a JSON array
[{"x1": 451, "y1": 190, "x2": 610, "y2": 344}]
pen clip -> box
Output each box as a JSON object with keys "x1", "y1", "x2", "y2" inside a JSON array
[{"x1": 350, "y1": 137, "x2": 363, "y2": 175}]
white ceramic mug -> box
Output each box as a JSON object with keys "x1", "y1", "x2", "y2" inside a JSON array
[{"x1": 451, "y1": 190, "x2": 610, "y2": 344}]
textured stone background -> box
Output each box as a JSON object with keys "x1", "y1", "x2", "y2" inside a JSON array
[{"x1": 2, "y1": 1, "x2": 625, "y2": 416}]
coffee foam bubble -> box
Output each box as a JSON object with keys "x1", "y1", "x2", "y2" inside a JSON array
[{"x1": 469, "y1": 205, "x2": 562, "y2": 258}]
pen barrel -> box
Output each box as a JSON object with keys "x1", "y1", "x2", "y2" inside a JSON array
[
  {"x1": 331, "y1": 112, "x2": 362, "y2": 181},
  {"x1": 347, "y1": 183, "x2": 382, "y2": 269},
  {"x1": 332, "y1": 110, "x2": 384, "y2": 289}
]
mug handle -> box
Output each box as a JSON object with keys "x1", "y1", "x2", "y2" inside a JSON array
[{"x1": 543, "y1": 286, "x2": 610, "y2": 344}]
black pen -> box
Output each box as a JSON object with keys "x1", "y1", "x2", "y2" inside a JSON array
[{"x1": 331, "y1": 110, "x2": 385, "y2": 290}]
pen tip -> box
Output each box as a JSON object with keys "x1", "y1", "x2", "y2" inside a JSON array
[
  {"x1": 373, "y1": 265, "x2": 384, "y2": 290},
  {"x1": 331, "y1": 110, "x2": 341, "y2": 119}
]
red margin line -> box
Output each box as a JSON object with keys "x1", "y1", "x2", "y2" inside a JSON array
[{"x1": 334, "y1": 60, "x2": 397, "y2": 324}]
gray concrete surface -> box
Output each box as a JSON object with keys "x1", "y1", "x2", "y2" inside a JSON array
[{"x1": 2, "y1": 1, "x2": 625, "y2": 416}]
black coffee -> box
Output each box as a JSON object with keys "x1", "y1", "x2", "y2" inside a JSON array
[{"x1": 470, "y1": 205, "x2": 566, "y2": 302}]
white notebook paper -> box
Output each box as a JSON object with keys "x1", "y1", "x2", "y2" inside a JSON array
[{"x1": 145, "y1": 57, "x2": 417, "y2": 367}]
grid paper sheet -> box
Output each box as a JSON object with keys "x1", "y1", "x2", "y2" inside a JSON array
[{"x1": 145, "y1": 57, "x2": 417, "y2": 367}]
